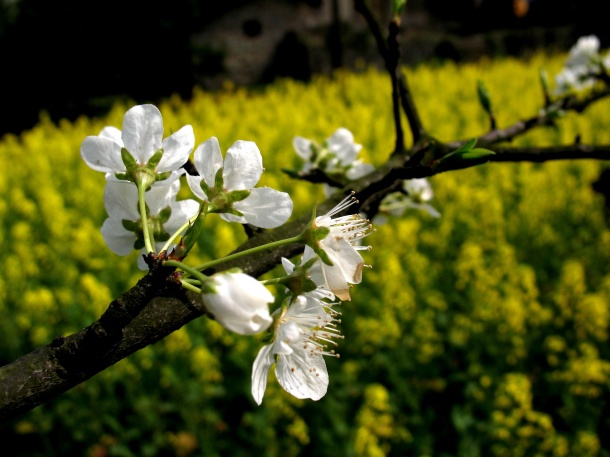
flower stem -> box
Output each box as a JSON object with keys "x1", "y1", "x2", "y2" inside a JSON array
[
  {"x1": 164, "y1": 259, "x2": 209, "y2": 285},
  {"x1": 180, "y1": 280, "x2": 202, "y2": 294},
  {"x1": 192, "y1": 234, "x2": 305, "y2": 271},
  {"x1": 160, "y1": 203, "x2": 207, "y2": 254},
  {"x1": 137, "y1": 183, "x2": 155, "y2": 254}
]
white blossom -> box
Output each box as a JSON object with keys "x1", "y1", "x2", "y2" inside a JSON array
[
  {"x1": 554, "y1": 35, "x2": 605, "y2": 96},
  {"x1": 303, "y1": 193, "x2": 373, "y2": 301},
  {"x1": 186, "y1": 137, "x2": 293, "y2": 228},
  {"x1": 81, "y1": 104, "x2": 194, "y2": 180},
  {"x1": 293, "y1": 127, "x2": 374, "y2": 179},
  {"x1": 251, "y1": 295, "x2": 342, "y2": 405},
  {"x1": 378, "y1": 178, "x2": 441, "y2": 220},
  {"x1": 100, "y1": 179, "x2": 198, "y2": 269},
  {"x1": 201, "y1": 272, "x2": 274, "y2": 335}
]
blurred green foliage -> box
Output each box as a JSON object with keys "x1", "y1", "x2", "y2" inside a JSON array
[{"x1": 2, "y1": 51, "x2": 610, "y2": 456}]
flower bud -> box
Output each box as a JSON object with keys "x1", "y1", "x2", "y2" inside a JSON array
[{"x1": 201, "y1": 272, "x2": 274, "y2": 335}]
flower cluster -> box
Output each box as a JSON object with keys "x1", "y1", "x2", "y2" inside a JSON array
[
  {"x1": 377, "y1": 178, "x2": 441, "y2": 224},
  {"x1": 81, "y1": 104, "x2": 374, "y2": 405},
  {"x1": 293, "y1": 128, "x2": 374, "y2": 186},
  {"x1": 81, "y1": 104, "x2": 200, "y2": 268},
  {"x1": 554, "y1": 35, "x2": 610, "y2": 96}
]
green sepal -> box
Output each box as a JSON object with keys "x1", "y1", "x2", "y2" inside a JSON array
[
  {"x1": 214, "y1": 167, "x2": 224, "y2": 189},
  {"x1": 156, "y1": 230, "x2": 170, "y2": 242},
  {"x1": 134, "y1": 238, "x2": 145, "y2": 250},
  {"x1": 316, "y1": 247, "x2": 334, "y2": 267},
  {"x1": 477, "y1": 80, "x2": 493, "y2": 115},
  {"x1": 121, "y1": 147, "x2": 137, "y2": 169},
  {"x1": 315, "y1": 226, "x2": 330, "y2": 241},
  {"x1": 147, "y1": 148, "x2": 164, "y2": 170},
  {"x1": 199, "y1": 179, "x2": 211, "y2": 198},
  {"x1": 157, "y1": 206, "x2": 172, "y2": 224},
  {"x1": 155, "y1": 171, "x2": 172, "y2": 183},
  {"x1": 228, "y1": 189, "x2": 251, "y2": 203},
  {"x1": 122, "y1": 219, "x2": 140, "y2": 232},
  {"x1": 114, "y1": 172, "x2": 131, "y2": 181}
]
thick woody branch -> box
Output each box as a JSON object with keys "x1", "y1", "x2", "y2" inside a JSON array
[
  {"x1": 0, "y1": 265, "x2": 204, "y2": 424},
  {"x1": 489, "y1": 144, "x2": 610, "y2": 162}
]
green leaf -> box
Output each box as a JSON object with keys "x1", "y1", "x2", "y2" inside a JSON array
[
  {"x1": 477, "y1": 80, "x2": 492, "y2": 114},
  {"x1": 458, "y1": 148, "x2": 496, "y2": 160},
  {"x1": 178, "y1": 209, "x2": 205, "y2": 257},
  {"x1": 392, "y1": 0, "x2": 407, "y2": 16}
]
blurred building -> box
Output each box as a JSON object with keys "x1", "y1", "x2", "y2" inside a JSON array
[{"x1": 0, "y1": 0, "x2": 607, "y2": 135}]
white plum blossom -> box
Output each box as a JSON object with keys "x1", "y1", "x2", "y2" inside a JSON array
[
  {"x1": 302, "y1": 193, "x2": 373, "y2": 301},
  {"x1": 186, "y1": 137, "x2": 293, "y2": 228},
  {"x1": 293, "y1": 127, "x2": 374, "y2": 180},
  {"x1": 101, "y1": 178, "x2": 198, "y2": 269},
  {"x1": 201, "y1": 272, "x2": 274, "y2": 335},
  {"x1": 251, "y1": 295, "x2": 342, "y2": 405},
  {"x1": 378, "y1": 178, "x2": 441, "y2": 220},
  {"x1": 553, "y1": 35, "x2": 608, "y2": 96},
  {"x1": 81, "y1": 104, "x2": 194, "y2": 182},
  {"x1": 281, "y1": 257, "x2": 335, "y2": 301}
]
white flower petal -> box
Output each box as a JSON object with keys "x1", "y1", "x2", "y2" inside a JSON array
[
  {"x1": 121, "y1": 104, "x2": 163, "y2": 164},
  {"x1": 328, "y1": 127, "x2": 361, "y2": 164},
  {"x1": 81, "y1": 136, "x2": 124, "y2": 173},
  {"x1": 193, "y1": 137, "x2": 223, "y2": 189},
  {"x1": 99, "y1": 126, "x2": 123, "y2": 145},
  {"x1": 251, "y1": 344, "x2": 276, "y2": 405},
  {"x1": 165, "y1": 199, "x2": 200, "y2": 234},
  {"x1": 303, "y1": 246, "x2": 351, "y2": 301},
  {"x1": 103, "y1": 179, "x2": 140, "y2": 221},
  {"x1": 346, "y1": 162, "x2": 375, "y2": 180},
  {"x1": 293, "y1": 136, "x2": 314, "y2": 160},
  {"x1": 158, "y1": 124, "x2": 195, "y2": 172},
  {"x1": 186, "y1": 174, "x2": 209, "y2": 201},
  {"x1": 233, "y1": 187, "x2": 293, "y2": 228},
  {"x1": 101, "y1": 218, "x2": 136, "y2": 255},
  {"x1": 224, "y1": 140, "x2": 263, "y2": 190},
  {"x1": 145, "y1": 180, "x2": 180, "y2": 215},
  {"x1": 276, "y1": 349, "x2": 328, "y2": 401}
]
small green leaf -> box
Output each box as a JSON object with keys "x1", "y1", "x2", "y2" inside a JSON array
[
  {"x1": 458, "y1": 148, "x2": 496, "y2": 160},
  {"x1": 392, "y1": 0, "x2": 407, "y2": 16},
  {"x1": 178, "y1": 209, "x2": 205, "y2": 257},
  {"x1": 477, "y1": 80, "x2": 492, "y2": 115}
]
